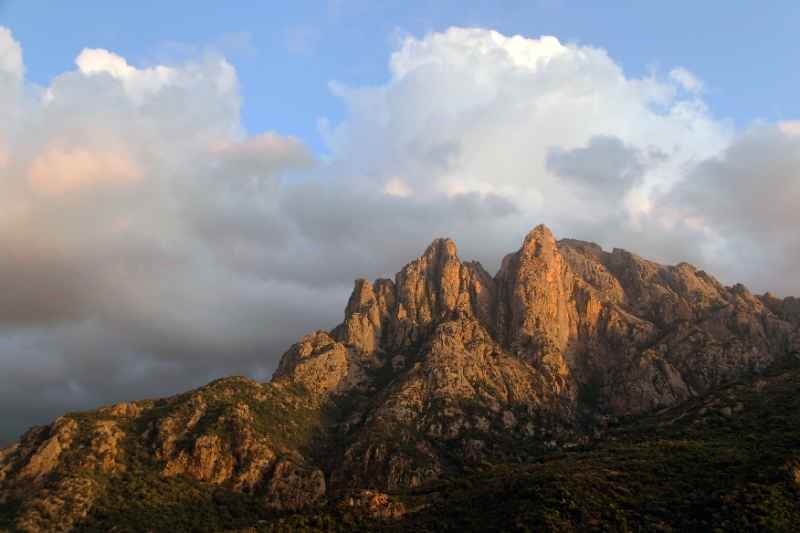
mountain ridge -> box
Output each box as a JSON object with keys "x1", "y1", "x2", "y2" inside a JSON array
[{"x1": 2, "y1": 224, "x2": 799, "y2": 532}]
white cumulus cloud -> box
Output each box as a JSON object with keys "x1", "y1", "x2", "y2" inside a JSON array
[{"x1": 320, "y1": 27, "x2": 731, "y2": 221}]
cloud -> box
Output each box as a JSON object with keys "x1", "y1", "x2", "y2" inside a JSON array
[
  {"x1": 74, "y1": 48, "x2": 177, "y2": 105},
  {"x1": 317, "y1": 27, "x2": 800, "y2": 296},
  {"x1": 546, "y1": 135, "x2": 667, "y2": 203},
  {"x1": 669, "y1": 66, "x2": 705, "y2": 94},
  {"x1": 0, "y1": 25, "x2": 798, "y2": 440},
  {"x1": 26, "y1": 145, "x2": 144, "y2": 195},
  {"x1": 663, "y1": 124, "x2": 800, "y2": 294},
  {"x1": 382, "y1": 178, "x2": 413, "y2": 197},
  {"x1": 320, "y1": 28, "x2": 730, "y2": 211},
  {"x1": 0, "y1": 26, "x2": 24, "y2": 83},
  {"x1": 0, "y1": 28, "x2": 320, "y2": 439}
]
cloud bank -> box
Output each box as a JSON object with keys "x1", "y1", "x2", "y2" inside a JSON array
[{"x1": 0, "y1": 26, "x2": 798, "y2": 439}]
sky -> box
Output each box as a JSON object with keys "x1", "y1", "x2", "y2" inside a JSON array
[{"x1": 0, "y1": 0, "x2": 798, "y2": 440}]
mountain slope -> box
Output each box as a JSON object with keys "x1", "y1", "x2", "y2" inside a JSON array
[
  {"x1": 2, "y1": 224, "x2": 799, "y2": 532},
  {"x1": 383, "y1": 350, "x2": 800, "y2": 532},
  {"x1": 239, "y1": 351, "x2": 800, "y2": 533}
]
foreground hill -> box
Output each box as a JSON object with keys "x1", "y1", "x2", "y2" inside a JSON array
[{"x1": 2, "y1": 224, "x2": 799, "y2": 532}]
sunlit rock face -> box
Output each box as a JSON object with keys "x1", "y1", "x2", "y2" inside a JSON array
[
  {"x1": 270, "y1": 223, "x2": 799, "y2": 491},
  {"x1": 284, "y1": 223, "x2": 799, "y2": 413},
  {"x1": 3, "y1": 224, "x2": 799, "y2": 528}
]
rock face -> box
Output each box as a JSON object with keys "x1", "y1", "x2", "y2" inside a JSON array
[
  {"x1": 2, "y1": 224, "x2": 799, "y2": 531},
  {"x1": 265, "y1": 461, "x2": 326, "y2": 510},
  {"x1": 556, "y1": 236, "x2": 800, "y2": 408},
  {"x1": 347, "y1": 490, "x2": 408, "y2": 519},
  {"x1": 277, "y1": 225, "x2": 800, "y2": 491}
]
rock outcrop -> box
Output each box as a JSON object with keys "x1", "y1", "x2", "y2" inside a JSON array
[
  {"x1": 265, "y1": 461, "x2": 326, "y2": 510},
  {"x1": 10, "y1": 417, "x2": 78, "y2": 491},
  {"x1": 556, "y1": 236, "x2": 800, "y2": 408},
  {"x1": 2, "y1": 224, "x2": 799, "y2": 532},
  {"x1": 347, "y1": 490, "x2": 408, "y2": 519}
]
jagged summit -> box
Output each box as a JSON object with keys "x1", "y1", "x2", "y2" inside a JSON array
[
  {"x1": 3, "y1": 225, "x2": 800, "y2": 529},
  {"x1": 526, "y1": 222, "x2": 555, "y2": 241},
  {"x1": 276, "y1": 222, "x2": 800, "y2": 410}
]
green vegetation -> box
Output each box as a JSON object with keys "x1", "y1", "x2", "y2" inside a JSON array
[
  {"x1": 0, "y1": 500, "x2": 21, "y2": 530},
  {"x1": 246, "y1": 354, "x2": 800, "y2": 532},
  {"x1": 74, "y1": 471, "x2": 279, "y2": 533},
  {"x1": 4, "y1": 356, "x2": 800, "y2": 532},
  {"x1": 370, "y1": 354, "x2": 800, "y2": 532}
]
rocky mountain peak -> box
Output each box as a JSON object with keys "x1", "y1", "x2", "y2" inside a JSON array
[
  {"x1": 420, "y1": 236, "x2": 458, "y2": 263},
  {"x1": 281, "y1": 226, "x2": 800, "y2": 408},
  {"x1": 344, "y1": 278, "x2": 377, "y2": 319},
  {"x1": 394, "y1": 237, "x2": 461, "y2": 325},
  {"x1": 522, "y1": 223, "x2": 556, "y2": 250}
]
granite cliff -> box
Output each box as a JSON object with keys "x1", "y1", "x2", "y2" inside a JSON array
[{"x1": 2, "y1": 224, "x2": 799, "y2": 532}]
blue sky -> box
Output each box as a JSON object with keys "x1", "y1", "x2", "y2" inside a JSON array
[
  {"x1": 0, "y1": 1, "x2": 798, "y2": 440},
  {"x1": 2, "y1": 0, "x2": 798, "y2": 155}
]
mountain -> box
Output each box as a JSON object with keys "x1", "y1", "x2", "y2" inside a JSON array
[
  {"x1": 2, "y1": 224, "x2": 799, "y2": 532},
  {"x1": 260, "y1": 351, "x2": 800, "y2": 532}
]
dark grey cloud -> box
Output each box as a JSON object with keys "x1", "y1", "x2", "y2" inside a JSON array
[
  {"x1": 662, "y1": 124, "x2": 800, "y2": 296},
  {"x1": 668, "y1": 125, "x2": 800, "y2": 237},
  {"x1": 0, "y1": 182, "x2": 524, "y2": 440},
  {"x1": 546, "y1": 135, "x2": 667, "y2": 202}
]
